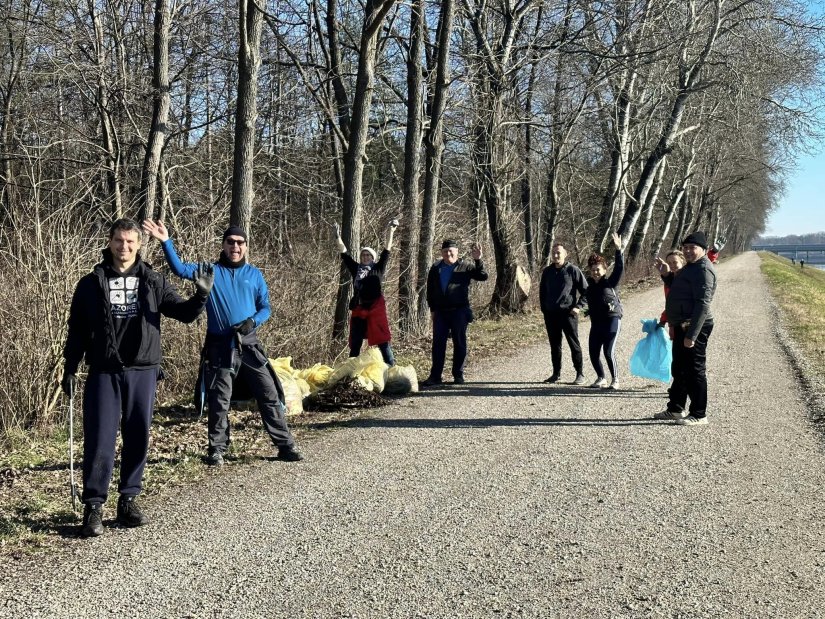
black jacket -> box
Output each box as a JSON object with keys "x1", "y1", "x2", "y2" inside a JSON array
[
  {"x1": 426, "y1": 258, "x2": 488, "y2": 311},
  {"x1": 539, "y1": 262, "x2": 587, "y2": 313},
  {"x1": 63, "y1": 251, "x2": 207, "y2": 374},
  {"x1": 584, "y1": 250, "x2": 624, "y2": 321},
  {"x1": 342, "y1": 249, "x2": 390, "y2": 308},
  {"x1": 663, "y1": 256, "x2": 716, "y2": 340}
]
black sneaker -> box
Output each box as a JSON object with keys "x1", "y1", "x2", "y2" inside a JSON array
[
  {"x1": 276, "y1": 447, "x2": 304, "y2": 462},
  {"x1": 543, "y1": 374, "x2": 560, "y2": 384},
  {"x1": 203, "y1": 449, "x2": 224, "y2": 466},
  {"x1": 81, "y1": 503, "x2": 104, "y2": 538},
  {"x1": 116, "y1": 495, "x2": 149, "y2": 528},
  {"x1": 420, "y1": 377, "x2": 443, "y2": 387},
  {"x1": 453, "y1": 375, "x2": 465, "y2": 385}
]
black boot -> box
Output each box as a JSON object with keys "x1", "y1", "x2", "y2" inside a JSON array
[
  {"x1": 81, "y1": 503, "x2": 104, "y2": 538},
  {"x1": 116, "y1": 495, "x2": 149, "y2": 528},
  {"x1": 203, "y1": 448, "x2": 224, "y2": 466},
  {"x1": 276, "y1": 446, "x2": 304, "y2": 462}
]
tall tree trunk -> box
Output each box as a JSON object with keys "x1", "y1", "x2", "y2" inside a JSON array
[
  {"x1": 416, "y1": 0, "x2": 455, "y2": 321},
  {"x1": 652, "y1": 149, "x2": 695, "y2": 257},
  {"x1": 627, "y1": 159, "x2": 665, "y2": 260},
  {"x1": 398, "y1": 0, "x2": 424, "y2": 334},
  {"x1": 521, "y1": 59, "x2": 537, "y2": 271},
  {"x1": 230, "y1": 0, "x2": 264, "y2": 233},
  {"x1": 138, "y1": 0, "x2": 171, "y2": 222},
  {"x1": 332, "y1": 0, "x2": 398, "y2": 340},
  {"x1": 89, "y1": 1, "x2": 123, "y2": 219}
]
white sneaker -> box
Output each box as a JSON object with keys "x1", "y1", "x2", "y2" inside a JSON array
[
  {"x1": 589, "y1": 378, "x2": 607, "y2": 388},
  {"x1": 653, "y1": 409, "x2": 688, "y2": 420},
  {"x1": 608, "y1": 379, "x2": 619, "y2": 390},
  {"x1": 676, "y1": 415, "x2": 709, "y2": 426}
]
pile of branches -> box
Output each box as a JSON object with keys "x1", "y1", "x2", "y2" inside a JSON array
[{"x1": 303, "y1": 379, "x2": 389, "y2": 412}]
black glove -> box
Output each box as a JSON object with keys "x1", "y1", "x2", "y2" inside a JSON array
[
  {"x1": 61, "y1": 371, "x2": 76, "y2": 397},
  {"x1": 233, "y1": 317, "x2": 255, "y2": 336},
  {"x1": 193, "y1": 262, "x2": 215, "y2": 298}
]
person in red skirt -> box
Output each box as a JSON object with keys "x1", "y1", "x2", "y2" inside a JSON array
[{"x1": 334, "y1": 219, "x2": 399, "y2": 366}]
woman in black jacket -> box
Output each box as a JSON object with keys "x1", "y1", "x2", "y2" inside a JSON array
[
  {"x1": 334, "y1": 219, "x2": 398, "y2": 366},
  {"x1": 584, "y1": 233, "x2": 624, "y2": 389}
]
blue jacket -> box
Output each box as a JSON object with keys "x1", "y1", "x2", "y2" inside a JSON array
[{"x1": 161, "y1": 239, "x2": 270, "y2": 336}]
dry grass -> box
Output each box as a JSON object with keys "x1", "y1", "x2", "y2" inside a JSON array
[{"x1": 759, "y1": 252, "x2": 825, "y2": 375}]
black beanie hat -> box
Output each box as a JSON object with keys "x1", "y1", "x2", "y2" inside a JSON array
[
  {"x1": 222, "y1": 226, "x2": 247, "y2": 243},
  {"x1": 682, "y1": 231, "x2": 708, "y2": 249},
  {"x1": 441, "y1": 239, "x2": 458, "y2": 250}
]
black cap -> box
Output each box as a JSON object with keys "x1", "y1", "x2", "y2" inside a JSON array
[
  {"x1": 222, "y1": 226, "x2": 247, "y2": 242},
  {"x1": 441, "y1": 239, "x2": 458, "y2": 250},
  {"x1": 682, "y1": 231, "x2": 708, "y2": 249}
]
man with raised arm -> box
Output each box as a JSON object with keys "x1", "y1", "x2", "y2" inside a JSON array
[
  {"x1": 142, "y1": 220, "x2": 303, "y2": 466},
  {"x1": 421, "y1": 239, "x2": 488, "y2": 386},
  {"x1": 62, "y1": 218, "x2": 213, "y2": 537}
]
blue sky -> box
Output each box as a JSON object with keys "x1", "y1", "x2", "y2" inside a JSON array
[{"x1": 766, "y1": 148, "x2": 825, "y2": 236}]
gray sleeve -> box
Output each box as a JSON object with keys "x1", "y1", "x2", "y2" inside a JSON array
[{"x1": 686, "y1": 265, "x2": 716, "y2": 341}]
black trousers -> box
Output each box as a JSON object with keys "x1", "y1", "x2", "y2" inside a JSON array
[
  {"x1": 430, "y1": 307, "x2": 471, "y2": 380},
  {"x1": 206, "y1": 342, "x2": 295, "y2": 452},
  {"x1": 82, "y1": 368, "x2": 159, "y2": 504},
  {"x1": 668, "y1": 322, "x2": 714, "y2": 417},
  {"x1": 543, "y1": 310, "x2": 583, "y2": 376}
]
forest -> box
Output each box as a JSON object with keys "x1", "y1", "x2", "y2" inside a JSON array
[{"x1": 0, "y1": 0, "x2": 822, "y2": 435}]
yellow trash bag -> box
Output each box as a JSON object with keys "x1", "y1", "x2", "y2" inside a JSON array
[
  {"x1": 269, "y1": 357, "x2": 304, "y2": 416},
  {"x1": 296, "y1": 363, "x2": 334, "y2": 393},
  {"x1": 384, "y1": 365, "x2": 419, "y2": 395},
  {"x1": 329, "y1": 348, "x2": 388, "y2": 393}
]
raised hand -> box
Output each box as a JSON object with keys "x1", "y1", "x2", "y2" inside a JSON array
[
  {"x1": 193, "y1": 262, "x2": 214, "y2": 297},
  {"x1": 654, "y1": 257, "x2": 669, "y2": 274},
  {"x1": 142, "y1": 219, "x2": 170, "y2": 242},
  {"x1": 388, "y1": 217, "x2": 400, "y2": 229},
  {"x1": 471, "y1": 243, "x2": 483, "y2": 260},
  {"x1": 712, "y1": 235, "x2": 727, "y2": 252},
  {"x1": 612, "y1": 232, "x2": 622, "y2": 250}
]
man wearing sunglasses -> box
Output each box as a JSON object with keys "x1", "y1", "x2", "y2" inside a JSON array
[{"x1": 142, "y1": 220, "x2": 302, "y2": 465}]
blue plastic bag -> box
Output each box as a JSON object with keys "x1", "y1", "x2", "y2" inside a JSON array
[{"x1": 628, "y1": 318, "x2": 672, "y2": 383}]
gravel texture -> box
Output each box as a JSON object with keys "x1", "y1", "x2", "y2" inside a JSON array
[{"x1": 2, "y1": 252, "x2": 824, "y2": 618}]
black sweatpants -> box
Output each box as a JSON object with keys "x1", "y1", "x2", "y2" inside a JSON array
[
  {"x1": 206, "y1": 342, "x2": 295, "y2": 453},
  {"x1": 82, "y1": 368, "x2": 159, "y2": 504},
  {"x1": 543, "y1": 310, "x2": 583, "y2": 376},
  {"x1": 668, "y1": 322, "x2": 714, "y2": 418}
]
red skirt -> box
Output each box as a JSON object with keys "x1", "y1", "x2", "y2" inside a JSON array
[{"x1": 350, "y1": 295, "x2": 392, "y2": 346}]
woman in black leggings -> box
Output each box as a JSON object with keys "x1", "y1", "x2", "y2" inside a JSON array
[{"x1": 584, "y1": 233, "x2": 625, "y2": 389}]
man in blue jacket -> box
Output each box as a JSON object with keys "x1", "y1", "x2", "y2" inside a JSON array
[
  {"x1": 142, "y1": 220, "x2": 303, "y2": 465},
  {"x1": 63, "y1": 218, "x2": 213, "y2": 537}
]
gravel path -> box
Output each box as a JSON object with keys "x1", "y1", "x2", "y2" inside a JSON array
[{"x1": 3, "y1": 252, "x2": 824, "y2": 618}]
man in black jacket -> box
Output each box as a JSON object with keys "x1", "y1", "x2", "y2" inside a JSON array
[
  {"x1": 62, "y1": 219, "x2": 213, "y2": 537},
  {"x1": 653, "y1": 231, "x2": 717, "y2": 426},
  {"x1": 539, "y1": 242, "x2": 588, "y2": 384},
  {"x1": 422, "y1": 240, "x2": 488, "y2": 386}
]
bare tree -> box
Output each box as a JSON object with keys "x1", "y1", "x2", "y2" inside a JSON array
[
  {"x1": 230, "y1": 0, "x2": 264, "y2": 231},
  {"x1": 138, "y1": 0, "x2": 172, "y2": 222}
]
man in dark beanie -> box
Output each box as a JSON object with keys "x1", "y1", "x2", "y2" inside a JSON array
[
  {"x1": 63, "y1": 218, "x2": 213, "y2": 537},
  {"x1": 653, "y1": 230, "x2": 717, "y2": 426},
  {"x1": 142, "y1": 220, "x2": 303, "y2": 465},
  {"x1": 421, "y1": 239, "x2": 488, "y2": 386}
]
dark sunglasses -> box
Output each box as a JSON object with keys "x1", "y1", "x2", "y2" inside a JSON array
[{"x1": 225, "y1": 238, "x2": 246, "y2": 246}]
